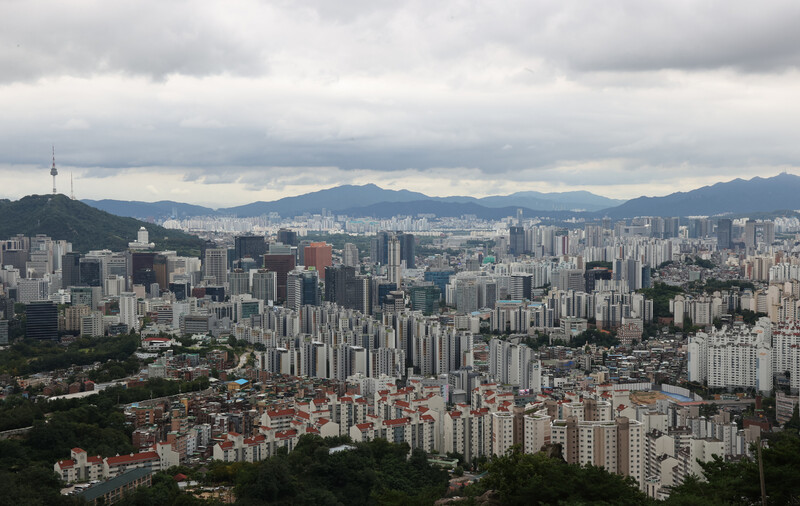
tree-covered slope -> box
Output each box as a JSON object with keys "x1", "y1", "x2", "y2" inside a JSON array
[{"x1": 0, "y1": 194, "x2": 204, "y2": 255}]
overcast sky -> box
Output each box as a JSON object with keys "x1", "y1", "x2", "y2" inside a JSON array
[{"x1": 2, "y1": 1, "x2": 800, "y2": 208}]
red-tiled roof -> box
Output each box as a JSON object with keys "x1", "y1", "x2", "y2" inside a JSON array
[
  {"x1": 383, "y1": 417, "x2": 410, "y2": 427},
  {"x1": 105, "y1": 451, "x2": 159, "y2": 466},
  {"x1": 57, "y1": 459, "x2": 75, "y2": 468}
]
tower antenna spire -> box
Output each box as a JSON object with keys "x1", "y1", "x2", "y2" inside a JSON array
[
  {"x1": 49, "y1": 146, "x2": 58, "y2": 195},
  {"x1": 70, "y1": 172, "x2": 75, "y2": 200}
]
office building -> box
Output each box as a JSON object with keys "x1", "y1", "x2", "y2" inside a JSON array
[
  {"x1": 286, "y1": 269, "x2": 320, "y2": 311},
  {"x1": 304, "y1": 242, "x2": 332, "y2": 281},
  {"x1": 325, "y1": 265, "x2": 358, "y2": 309},
  {"x1": 234, "y1": 235, "x2": 267, "y2": 263},
  {"x1": 229, "y1": 269, "x2": 250, "y2": 296},
  {"x1": 398, "y1": 232, "x2": 415, "y2": 269},
  {"x1": 343, "y1": 243, "x2": 359, "y2": 268},
  {"x1": 509, "y1": 226, "x2": 525, "y2": 256},
  {"x1": 717, "y1": 219, "x2": 732, "y2": 250},
  {"x1": 263, "y1": 252, "x2": 296, "y2": 301},
  {"x1": 252, "y1": 269, "x2": 278, "y2": 304},
  {"x1": 276, "y1": 228, "x2": 298, "y2": 247},
  {"x1": 409, "y1": 284, "x2": 441, "y2": 315},
  {"x1": 62, "y1": 252, "x2": 81, "y2": 288},
  {"x1": 26, "y1": 301, "x2": 58, "y2": 340},
  {"x1": 204, "y1": 248, "x2": 228, "y2": 285}
]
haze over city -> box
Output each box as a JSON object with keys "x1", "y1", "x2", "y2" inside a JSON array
[{"x1": 3, "y1": 1, "x2": 800, "y2": 206}]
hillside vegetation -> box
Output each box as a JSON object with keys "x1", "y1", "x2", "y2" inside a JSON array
[{"x1": 0, "y1": 194, "x2": 204, "y2": 255}]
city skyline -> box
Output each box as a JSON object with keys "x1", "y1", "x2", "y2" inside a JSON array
[{"x1": 3, "y1": 2, "x2": 800, "y2": 206}]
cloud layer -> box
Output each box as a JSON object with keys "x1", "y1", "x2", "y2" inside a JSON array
[{"x1": 1, "y1": 1, "x2": 799, "y2": 207}]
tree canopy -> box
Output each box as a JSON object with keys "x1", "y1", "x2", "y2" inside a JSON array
[{"x1": 470, "y1": 446, "x2": 652, "y2": 505}]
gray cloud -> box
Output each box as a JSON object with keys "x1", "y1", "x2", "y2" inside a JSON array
[{"x1": 1, "y1": 1, "x2": 800, "y2": 204}]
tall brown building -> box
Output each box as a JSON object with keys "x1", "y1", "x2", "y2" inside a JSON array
[
  {"x1": 304, "y1": 242, "x2": 332, "y2": 281},
  {"x1": 263, "y1": 254, "x2": 295, "y2": 301}
]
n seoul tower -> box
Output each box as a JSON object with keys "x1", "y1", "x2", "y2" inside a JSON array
[{"x1": 50, "y1": 146, "x2": 58, "y2": 194}]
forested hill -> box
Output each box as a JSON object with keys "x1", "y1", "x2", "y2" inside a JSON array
[{"x1": 0, "y1": 194, "x2": 204, "y2": 256}]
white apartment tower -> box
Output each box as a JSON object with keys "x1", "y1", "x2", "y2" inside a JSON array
[{"x1": 119, "y1": 292, "x2": 138, "y2": 331}]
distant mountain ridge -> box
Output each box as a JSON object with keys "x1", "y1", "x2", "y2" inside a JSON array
[
  {"x1": 79, "y1": 173, "x2": 800, "y2": 221},
  {"x1": 601, "y1": 172, "x2": 800, "y2": 218},
  {"x1": 82, "y1": 184, "x2": 623, "y2": 219}
]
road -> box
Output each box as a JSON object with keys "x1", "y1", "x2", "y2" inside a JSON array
[{"x1": 227, "y1": 350, "x2": 250, "y2": 373}]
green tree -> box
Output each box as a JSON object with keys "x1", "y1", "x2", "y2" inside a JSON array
[
  {"x1": 668, "y1": 432, "x2": 800, "y2": 505},
  {"x1": 475, "y1": 446, "x2": 651, "y2": 505}
]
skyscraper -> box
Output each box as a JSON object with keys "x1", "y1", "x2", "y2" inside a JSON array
[
  {"x1": 26, "y1": 301, "x2": 58, "y2": 340},
  {"x1": 78, "y1": 258, "x2": 102, "y2": 287},
  {"x1": 276, "y1": 228, "x2": 298, "y2": 247},
  {"x1": 263, "y1": 252, "x2": 295, "y2": 301},
  {"x1": 62, "y1": 252, "x2": 81, "y2": 288},
  {"x1": 509, "y1": 226, "x2": 525, "y2": 256},
  {"x1": 398, "y1": 232, "x2": 415, "y2": 269},
  {"x1": 229, "y1": 269, "x2": 250, "y2": 296},
  {"x1": 325, "y1": 265, "x2": 357, "y2": 308},
  {"x1": 343, "y1": 243, "x2": 359, "y2": 268},
  {"x1": 304, "y1": 242, "x2": 332, "y2": 281},
  {"x1": 234, "y1": 235, "x2": 267, "y2": 262},
  {"x1": 252, "y1": 269, "x2": 277, "y2": 303},
  {"x1": 387, "y1": 237, "x2": 402, "y2": 287},
  {"x1": 287, "y1": 268, "x2": 320, "y2": 311},
  {"x1": 370, "y1": 231, "x2": 391, "y2": 265},
  {"x1": 204, "y1": 248, "x2": 228, "y2": 285},
  {"x1": 717, "y1": 218, "x2": 733, "y2": 250}
]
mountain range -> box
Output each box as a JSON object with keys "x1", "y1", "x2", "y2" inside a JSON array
[
  {"x1": 82, "y1": 184, "x2": 624, "y2": 220},
  {"x1": 601, "y1": 173, "x2": 800, "y2": 218},
  {"x1": 79, "y1": 173, "x2": 800, "y2": 221}
]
